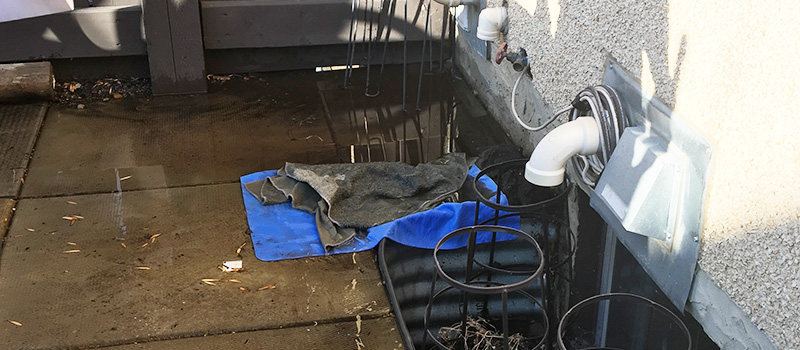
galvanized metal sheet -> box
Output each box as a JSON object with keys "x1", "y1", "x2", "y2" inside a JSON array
[{"x1": 590, "y1": 58, "x2": 712, "y2": 310}]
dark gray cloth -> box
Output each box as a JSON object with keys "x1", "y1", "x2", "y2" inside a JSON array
[{"x1": 244, "y1": 153, "x2": 469, "y2": 248}]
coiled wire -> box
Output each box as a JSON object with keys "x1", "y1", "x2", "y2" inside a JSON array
[
  {"x1": 510, "y1": 68, "x2": 628, "y2": 187},
  {"x1": 567, "y1": 85, "x2": 627, "y2": 187}
]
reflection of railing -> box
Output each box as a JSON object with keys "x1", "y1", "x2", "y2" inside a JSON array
[
  {"x1": 0, "y1": 0, "x2": 448, "y2": 95},
  {"x1": 318, "y1": 67, "x2": 455, "y2": 165}
]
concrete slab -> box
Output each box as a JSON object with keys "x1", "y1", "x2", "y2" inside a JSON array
[
  {"x1": 21, "y1": 72, "x2": 342, "y2": 198},
  {"x1": 101, "y1": 317, "x2": 402, "y2": 350},
  {"x1": 0, "y1": 103, "x2": 47, "y2": 198},
  {"x1": 0, "y1": 183, "x2": 390, "y2": 349},
  {"x1": 22, "y1": 67, "x2": 508, "y2": 199}
]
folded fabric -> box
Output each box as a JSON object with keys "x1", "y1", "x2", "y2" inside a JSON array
[
  {"x1": 243, "y1": 153, "x2": 469, "y2": 248},
  {"x1": 240, "y1": 165, "x2": 520, "y2": 262}
]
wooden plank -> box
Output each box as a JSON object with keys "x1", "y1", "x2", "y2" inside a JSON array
[
  {"x1": 73, "y1": 0, "x2": 142, "y2": 8},
  {"x1": 205, "y1": 41, "x2": 446, "y2": 74},
  {"x1": 141, "y1": 0, "x2": 177, "y2": 95},
  {"x1": 0, "y1": 6, "x2": 146, "y2": 63},
  {"x1": 142, "y1": 0, "x2": 207, "y2": 95},
  {"x1": 201, "y1": 0, "x2": 444, "y2": 49},
  {"x1": 0, "y1": 0, "x2": 74, "y2": 22},
  {"x1": 0, "y1": 62, "x2": 55, "y2": 102},
  {"x1": 165, "y1": 0, "x2": 207, "y2": 94}
]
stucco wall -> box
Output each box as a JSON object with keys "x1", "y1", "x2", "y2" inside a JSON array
[{"x1": 456, "y1": 0, "x2": 800, "y2": 348}]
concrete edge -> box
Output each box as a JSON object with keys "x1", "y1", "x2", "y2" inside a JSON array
[
  {"x1": 14, "y1": 103, "x2": 49, "y2": 199},
  {"x1": 0, "y1": 199, "x2": 14, "y2": 239},
  {"x1": 453, "y1": 34, "x2": 554, "y2": 154},
  {"x1": 687, "y1": 269, "x2": 777, "y2": 350}
]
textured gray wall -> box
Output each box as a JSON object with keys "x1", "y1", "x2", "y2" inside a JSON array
[{"x1": 455, "y1": 0, "x2": 800, "y2": 348}]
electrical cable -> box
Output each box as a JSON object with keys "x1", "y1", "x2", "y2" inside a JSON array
[
  {"x1": 566, "y1": 85, "x2": 628, "y2": 187},
  {"x1": 364, "y1": 0, "x2": 375, "y2": 94},
  {"x1": 510, "y1": 67, "x2": 571, "y2": 131},
  {"x1": 343, "y1": 0, "x2": 360, "y2": 88},
  {"x1": 511, "y1": 67, "x2": 627, "y2": 187},
  {"x1": 401, "y1": 0, "x2": 409, "y2": 110},
  {"x1": 365, "y1": 0, "x2": 396, "y2": 97},
  {"x1": 415, "y1": 0, "x2": 432, "y2": 110}
]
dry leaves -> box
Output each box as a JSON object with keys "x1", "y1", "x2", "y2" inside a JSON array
[
  {"x1": 134, "y1": 266, "x2": 150, "y2": 270},
  {"x1": 257, "y1": 285, "x2": 276, "y2": 291},
  {"x1": 63, "y1": 250, "x2": 80, "y2": 254},
  {"x1": 149, "y1": 233, "x2": 161, "y2": 244},
  {"x1": 66, "y1": 201, "x2": 77, "y2": 205},
  {"x1": 119, "y1": 175, "x2": 132, "y2": 181},
  {"x1": 238, "y1": 287, "x2": 250, "y2": 292},
  {"x1": 62, "y1": 215, "x2": 84, "y2": 226},
  {"x1": 66, "y1": 242, "x2": 77, "y2": 246},
  {"x1": 139, "y1": 243, "x2": 149, "y2": 249},
  {"x1": 25, "y1": 228, "x2": 35, "y2": 232},
  {"x1": 8, "y1": 320, "x2": 22, "y2": 327},
  {"x1": 120, "y1": 242, "x2": 127, "y2": 248},
  {"x1": 236, "y1": 242, "x2": 247, "y2": 257}
]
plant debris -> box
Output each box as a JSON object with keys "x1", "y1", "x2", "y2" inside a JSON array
[
  {"x1": 134, "y1": 266, "x2": 151, "y2": 270},
  {"x1": 25, "y1": 228, "x2": 35, "y2": 232},
  {"x1": 257, "y1": 285, "x2": 276, "y2": 291},
  {"x1": 119, "y1": 175, "x2": 132, "y2": 181},
  {"x1": 8, "y1": 320, "x2": 22, "y2": 327},
  {"x1": 61, "y1": 215, "x2": 84, "y2": 226},
  {"x1": 238, "y1": 286, "x2": 250, "y2": 292},
  {"x1": 236, "y1": 242, "x2": 247, "y2": 257},
  {"x1": 120, "y1": 243, "x2": 127, "y2": 248},
  {"x1": 438, "y1": 316, "x2": 527, "y2": 350},
  {"x1": 149, "y1": 233, "x2": 161, "y2": 244},
  {"x1": 66, "y1": 242, "x2": 77, "y2": 246},
  {"x1": 139, "y1": 242, "x2": 149, "y2": 249},
  {"x1": 63, "y1": 250, "x2": 80, "y2": 254},
  {"x1": 66, "y1": 201, "x2": 77, "y2": 205},
  {"x1": 56, "y1": 77, "x2": 151, "y2": 105},
  {"x1": 222, "y1": 279, "x2": 241, "y2": 283}
]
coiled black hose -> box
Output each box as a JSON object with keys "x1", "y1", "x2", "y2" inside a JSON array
[{"x1": 567, "y1": 85, "x2": 628, "y2": 187}]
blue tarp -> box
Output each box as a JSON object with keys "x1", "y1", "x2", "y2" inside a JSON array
[{"x1": 241, "y1": 166, "x2": 519, "y2": 261}]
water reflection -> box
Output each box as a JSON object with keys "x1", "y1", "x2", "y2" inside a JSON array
[{"x1": 315, "y1": 65, "x2": 455, "y2": 165}]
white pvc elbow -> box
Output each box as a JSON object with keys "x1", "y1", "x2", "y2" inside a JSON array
[
  {"x1": 525, "y1": 117, "x2": 601, "y2": 187},
  {"x1": 476, "y1": 7, "x2": 507, "y2": 41},
  {"x1": 433, "y1": 0, "x2": 477, "y2": 6}
]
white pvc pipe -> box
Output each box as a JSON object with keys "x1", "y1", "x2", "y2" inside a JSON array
[
  {"x1": 476, "y1": 7, "x2": 507, "y2": 41},
  {"x1": 432, "y1": 0, "x2": 477, "y2": 7},
  {"x1": 524, "y1": 117, "x2": 601, "y2": 187}
]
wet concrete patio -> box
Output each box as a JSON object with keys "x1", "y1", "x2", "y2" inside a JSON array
[{"x1": 0, "y1": 66, "x2": 508, "y2": 349}]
